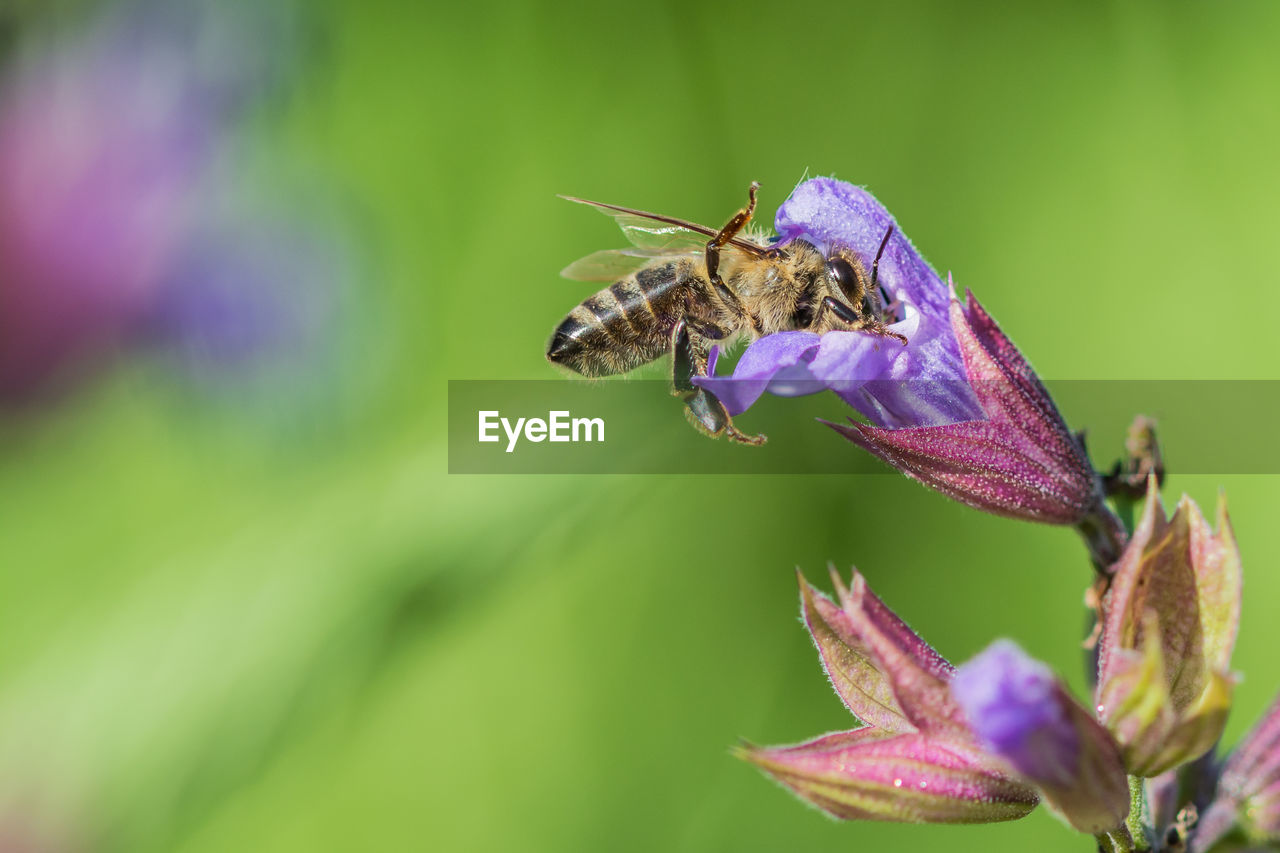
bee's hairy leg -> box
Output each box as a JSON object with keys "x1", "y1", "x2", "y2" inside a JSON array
[
  {"x1": 705, "y1": 182, "x2": 761, "y2": 333},
  {"x1": 684, "y1": 387, "x2": 768, "y2": 446},
  {"x1": 864, "y1": 320, "x2": 909, "y2": 347},
  {"x1": 669, "y1": 319, "x2": 766, "y2": 445},
  {"x1": 821, "y1": 295, "x2": 862, "y2": 326},
  {"x1": 670, "y1": 318, "x2": 697, "y2": 393}
]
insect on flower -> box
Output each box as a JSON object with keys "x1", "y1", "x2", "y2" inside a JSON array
[{"x1": 547, "y1": 182, "x2": 907, "y2": 445}]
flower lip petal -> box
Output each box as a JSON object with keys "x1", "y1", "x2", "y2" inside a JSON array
[{"x1": 692, "y1": 331, "x2": 821, "y2": 415}]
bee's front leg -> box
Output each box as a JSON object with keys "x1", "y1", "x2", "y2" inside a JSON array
[
  {"x1": 821, "y1": 296, "x2": 908, "y2": 346},
  {"x1": 705, "y1": 182, "x2": 761, "y2": 334},
  {"x1": 669, "y1": 318, "x2": 766, "y2": 446}
]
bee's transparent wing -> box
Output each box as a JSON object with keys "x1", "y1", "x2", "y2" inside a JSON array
[
  {"x1": 560, "y1": 195, "x2": 768, "y2": 255},
  {"x1": 560, "y1": 247, "x2": 687, "y2": 282}
]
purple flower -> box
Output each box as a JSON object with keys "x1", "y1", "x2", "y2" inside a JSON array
[
  {"x1": 0, "y1": 0, "x2": 309, "y2": 406},
  {"x1": 0, "y1": 34, "x2": 201, "y2": 401},
  {"x1": 141, "y1": 207, "x2": 350, "y2": 395},
  {"x1": 696, "y1": 177, "x2": 1106, "y2": 527},
  {"x1": 695, "y1": 178, "x2": 981, "y2": 428}
]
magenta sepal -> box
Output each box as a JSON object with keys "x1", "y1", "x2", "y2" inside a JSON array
[
  {"x1": 801, "y1": 569, "x2": 965, "y2": 737},
  {"x1": 740, "y1": 727, "x2": 1037, "y2": 824},
  {"x1": 828, "y1": 292, "x2": 1100, "y2": 525}
]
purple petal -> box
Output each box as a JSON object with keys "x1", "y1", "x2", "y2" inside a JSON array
[
  {"x1": 810, "y1": 304, "x2": 982, "y2": 427},
  {"x1": 775, "y1": 177, "x2": 950, "y2": 316},
  {"x1": 692, "y1": 332, "x2": 821, "y2": 415},
  {"x1": 741, "y1": 728, "x2": 1038, "y2": 824}
]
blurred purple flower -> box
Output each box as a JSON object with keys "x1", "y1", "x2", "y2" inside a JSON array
[
  {"x1": 0, "y1": 41, "x2": 199, "y2": 400},
  {"x1": 695, "y1": 178, "x2": 982, "y2": 428},
  {"x1": 141, "y1": 211, "x2": 347, "y2": 391},
  {"x1": 0, "y1": 0, "x2": 310, "y2": 406}
]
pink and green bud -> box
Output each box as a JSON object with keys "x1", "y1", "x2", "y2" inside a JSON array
[
  {"x1": 800, "y1": 568, "x2": 965, "y2": 736},
  {"x1": 1095, "y1": 480, "x2": 1241, "y2": 777},
  {"x1": 1196, "y1": 692, "x2": 1280, "y2": 847},
  {"x1": 953, "y1": 640, "x2": 1130, "y2": 834},
  {"x1": 829, "y1": 292, "x2": 1102, "y2": 526},
  {"x1": 743, "y1": 570, "x2": 1038, "y2": 826},
  {"x1": 739, "y1": 728, "x2": 1037, "y2": 824}
]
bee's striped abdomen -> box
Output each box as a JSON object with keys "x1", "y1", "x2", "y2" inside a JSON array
[{"x1": 547, "y1": 261, "x2": 690, "y2": 377}]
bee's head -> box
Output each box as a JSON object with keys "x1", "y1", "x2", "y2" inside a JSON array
[{"x1": 824, "y1": 253, "x2": 867, "y2": 307}]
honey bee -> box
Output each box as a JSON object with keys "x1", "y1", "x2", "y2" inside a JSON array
[{"x1": 547, "y1": 182, "x2": 906, "y2": 445}]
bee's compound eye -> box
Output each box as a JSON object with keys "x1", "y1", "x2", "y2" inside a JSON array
[{"x1": 825, "y1": 258, "x2": 859, "y2": 301}]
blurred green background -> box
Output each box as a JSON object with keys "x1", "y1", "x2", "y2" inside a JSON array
[{"x1": 3, "y1": 1, "x2": 1280, "y2": 851}]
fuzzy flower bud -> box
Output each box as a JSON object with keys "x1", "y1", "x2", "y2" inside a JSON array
[
  {"x1": 1196, "y1": 692, "x2": 1280, "y2": 848},
  {"x1": 953, "y1": 640, "x2": 1130, "y2": 834},
  {"x1": 1095, "y1": 479, "x2": 1241, "y2": 778},
  {"x1": 739, "y1": 570, "x2": 1038, "y2": 825}
]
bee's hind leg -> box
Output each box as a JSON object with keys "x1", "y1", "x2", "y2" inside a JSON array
[{"x1": 670, "y1": 319, "x2": 766, "y2": 446}]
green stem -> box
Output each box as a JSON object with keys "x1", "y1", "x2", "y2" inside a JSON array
[
  {"x1": 1076, "y1": 499, "x2": 1129, "y2": 575},
  {"x1": 1095, "y1": 825, "x2": 1136, "y2": 853},
  {"x1": 1125, "y1": 776, "x2": 1151, "y2": 851}
]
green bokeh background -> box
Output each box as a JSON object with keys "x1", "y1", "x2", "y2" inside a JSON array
[{"x1": 4, "y1": 1, "x2": 1280, "y2": 851}]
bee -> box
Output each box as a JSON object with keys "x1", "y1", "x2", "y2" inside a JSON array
[{"x1": 547, "y1": 182, "x2": 905, "y2": 445}]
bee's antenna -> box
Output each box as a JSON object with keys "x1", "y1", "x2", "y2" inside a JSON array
[{"x1": 871, "y1": 225, "x2": 895, "y2": 290}]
